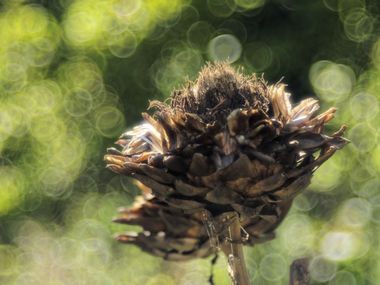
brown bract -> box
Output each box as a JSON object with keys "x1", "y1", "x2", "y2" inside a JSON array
[{"x1": 105, "y1": 63, "x2": 348, "y2": 261}]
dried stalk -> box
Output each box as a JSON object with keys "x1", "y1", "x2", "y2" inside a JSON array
[{"x1": 221, "y1": 212, "x2": 250, "y2": 285}]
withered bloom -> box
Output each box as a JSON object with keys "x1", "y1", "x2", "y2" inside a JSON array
[{"x1": 105, "y1": 63, "x2": 347, "y2": 261}]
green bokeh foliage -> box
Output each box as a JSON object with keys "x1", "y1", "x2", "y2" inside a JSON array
[{"x1": 0, "y1": 0, "x2": 379, "y2": 284}]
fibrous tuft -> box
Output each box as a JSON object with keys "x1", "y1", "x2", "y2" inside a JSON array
[{"x1": 155, "y1": 63, "x2": 270, "y2": 124}]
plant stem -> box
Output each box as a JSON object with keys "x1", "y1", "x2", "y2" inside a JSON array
[
  {"x1": 221, "y1": 212, "x2": 250, "y2": 285},
  {"x1": 289, "y1": 258, "x2": 310, "y2": 285}
]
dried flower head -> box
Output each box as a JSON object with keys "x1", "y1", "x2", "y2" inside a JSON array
[{"x1": 105, "y1": 63, "x2": 348, "y2": 261}]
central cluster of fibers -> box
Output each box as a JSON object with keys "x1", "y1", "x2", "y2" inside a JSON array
[{"x1": 105, "y1": 63, "x2": 347, "y2": 261}]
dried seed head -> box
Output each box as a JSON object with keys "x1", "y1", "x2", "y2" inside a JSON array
[{"x1": 105, "y1": 63, "x2": 348, "y2": 261}]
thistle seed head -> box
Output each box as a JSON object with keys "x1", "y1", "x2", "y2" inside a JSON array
[{"x1": 105, "y1": 63, "x2": 348, "y2": 261}]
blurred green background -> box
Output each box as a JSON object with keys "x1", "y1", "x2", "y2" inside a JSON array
[{"x1": 0, "y1": 0, "x2": 379, "y2": 284}]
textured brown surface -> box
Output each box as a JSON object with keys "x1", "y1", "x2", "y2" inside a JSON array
[{"x1": 105, "y1": 63, "x2": 348, "y2": 261}]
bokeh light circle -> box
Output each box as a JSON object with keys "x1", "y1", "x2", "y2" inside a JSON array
[
  {"x1": 187, "y1": 21, "x2": 215, "y2": 49},
  {"x1": 321, "y1": 231, "x2": 361, "y2": 261},
  {"x1": 280, "y1": 214, "x2": 315, "y2": 256},
  {"x1": 246, "y1": 256, "x2": 258, "y2": 280},
  {"x1": 343, "y1": 9, "x2": 374, "y2": 43},
  {"x1": 348, "y1": 123, "x2": 377, "y2": 153},
  {"x1": 371, "y1": 39, "x2": 380, "y2": 69},
  {"x1": 370, "y1": 194, "x2": 380, "y2": 224},
  {"x1": 338, "y1": 198, "x2": 372, "y2": 228},
  {"x1": 178, "y1": 5, "x2": 200, "y2": 27},
  {"x1": 309, "y1": 159, "x2": 342, "y2": 192},
  {"x1": 310, "y1": 61, "x2": 355, "y2": 102},
  {"x1": 64, "y1": 89, "x2": 93, "y2": 117},
  {"x1": 244, "y1": 42, "x2": 273, "y2": 72},
  {"x1": 293, "y1": 192, "x2": 319, "y2": 212},
  {"x1": 0, "y1": 109, "x2": 14, "y2": 139},
  {"x1": 207, "y1": 0, "x2": 236, "y2": 18},
  {"x1": 27, "y1": 80, "x2": 62, "y2": 115},
  {"x1": 95, "y1": 106, "x2": 125, "y2": 138},
  {"x1": 0, "y1": 245, "x2": 18, "y2": 276},
  {"x1": 39, "y1": 167, "x2": 73, "y2": 199},
  {"x1": 234, "y1": 0, "x2": 266, "y2": 10},
  {"x1": 330, "y1": 271, "x2": 357, "y2": 285},
  {"x1": 259, "y1": 253, "x2": 287, "y2": 281},
  {"x1": 208, "y1": 34, "x2": 242, "y2": 63},
  {"x1": 309, "y1": 256, "x2": 337, "y2": 282},
  {"x1": 0, "y1": 167, "x2": 24, "y2": 215},
  {"x1": 108, "y1": 30, "x2": 138, "y2": 58},
  {"x1": 350, "y1": 92, "x2": 379, "y2": 120},
  {"x1": 323, "y1": 0, "x2": 339, "y2": 11},
  {"x1": 219, "y1": 19, "x2": 247, "y2": 43},
  {"x1": 356, "y1": 178, "x2": 380, "y2": 198},
  {"x1": 112, "y1": 0, "x2": 141, "y2": 18}
]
